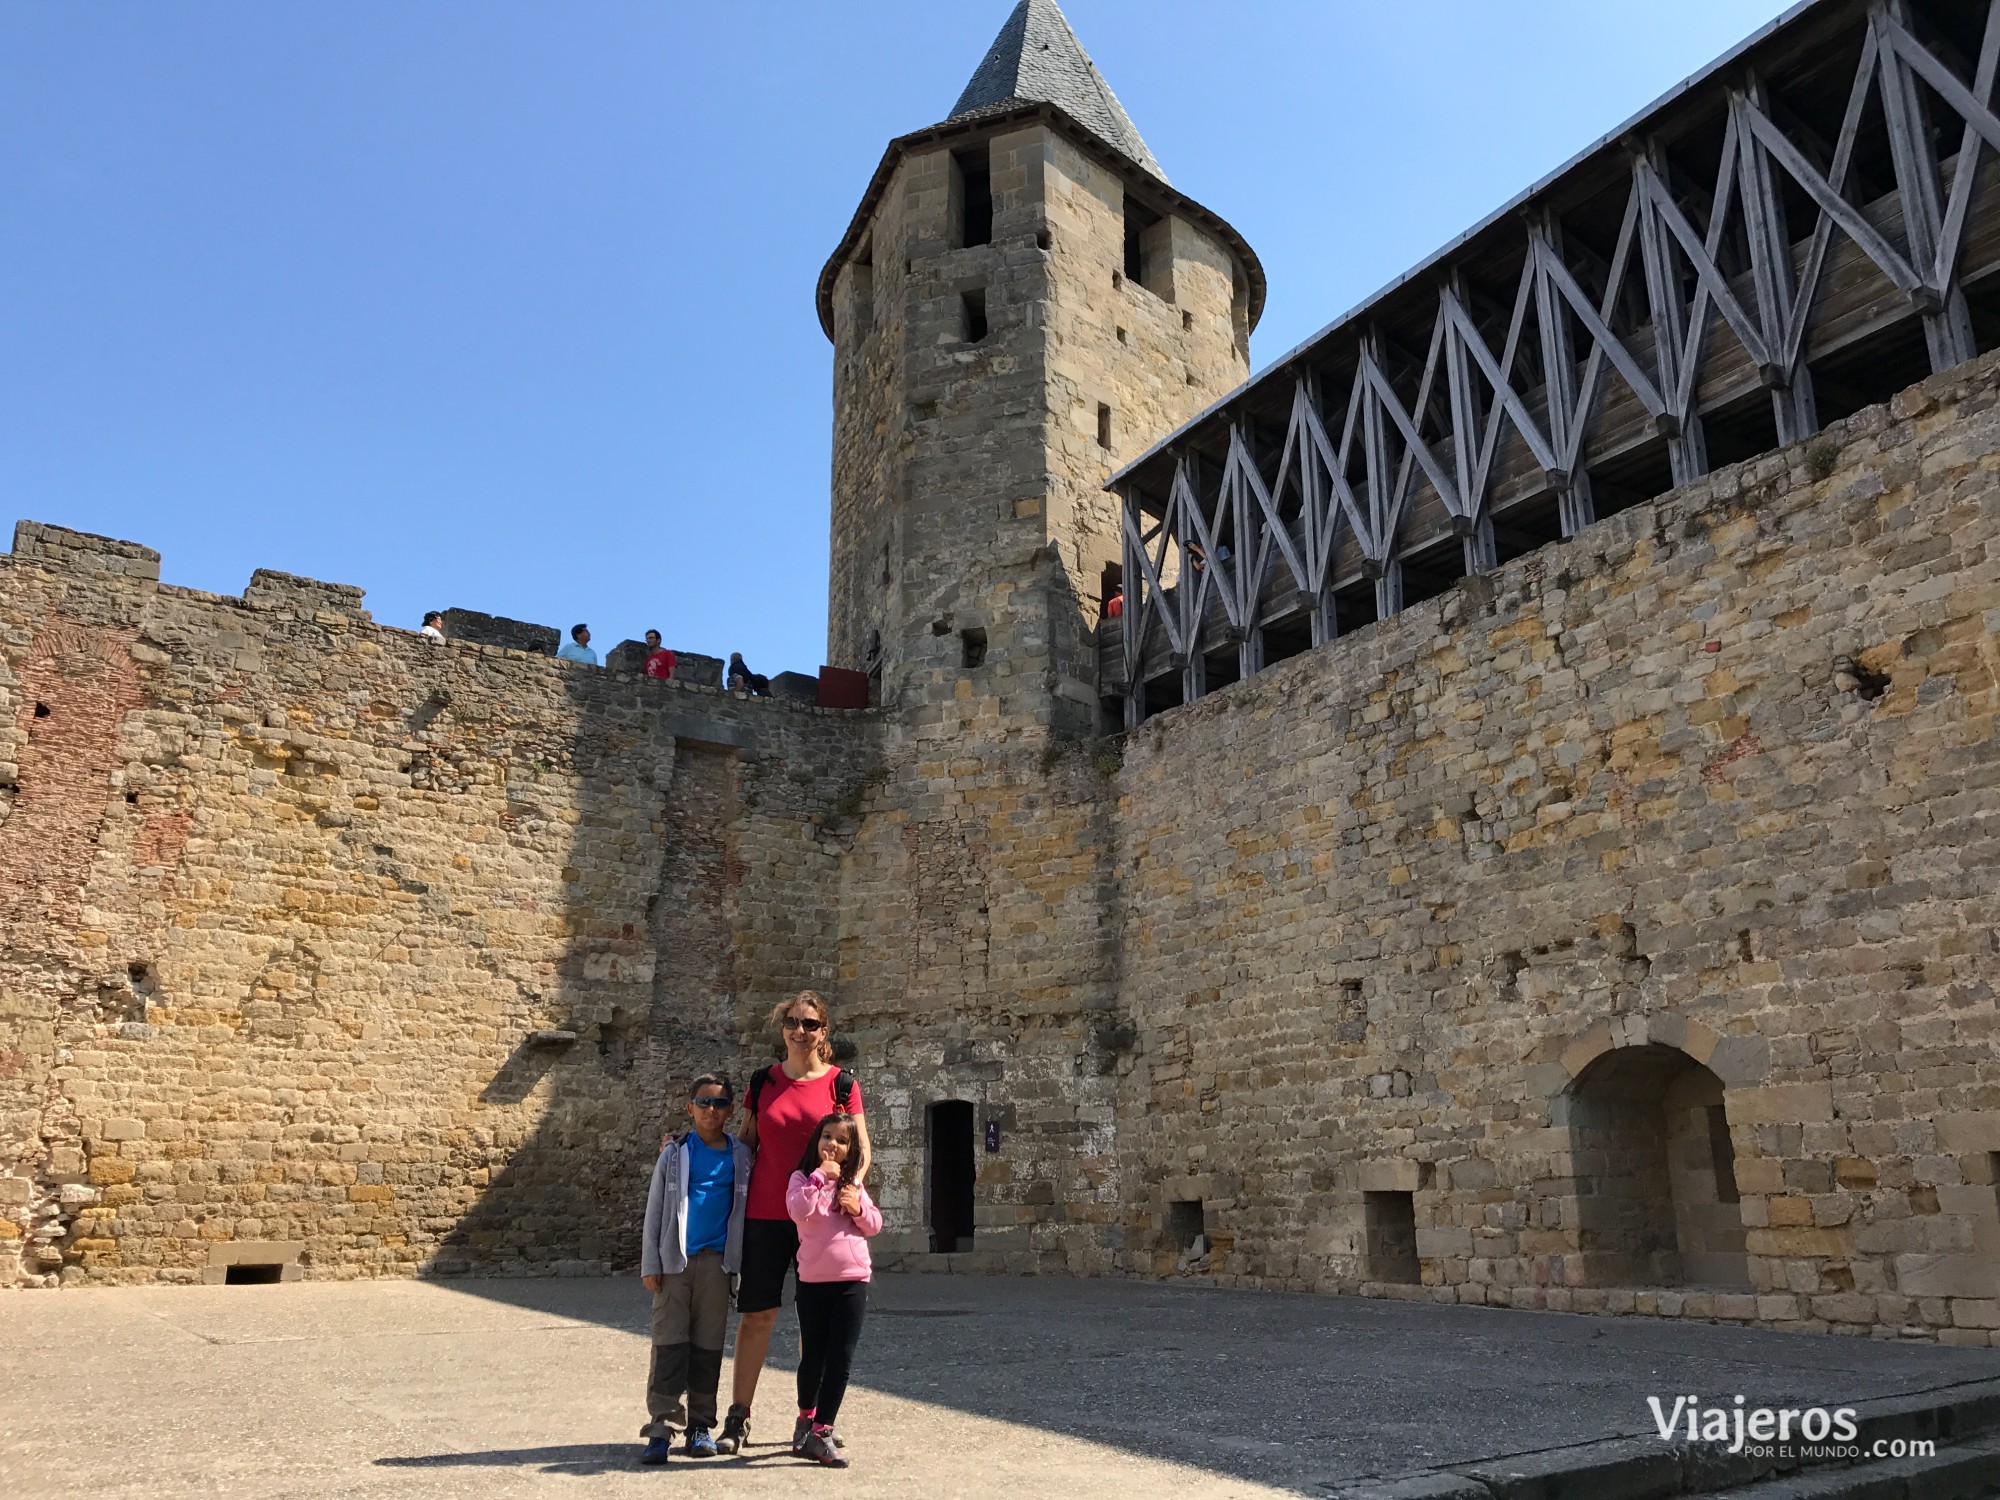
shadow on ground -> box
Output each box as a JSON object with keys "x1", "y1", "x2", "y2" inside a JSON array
[
  {"x1": 378, "y1": 1443, "x2": 634, "y2": 1476},
  {"x1": 414, "y1": 1271, "x2": 2000, "y2": 1492}
]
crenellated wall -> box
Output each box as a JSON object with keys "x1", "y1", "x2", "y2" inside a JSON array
[
  {"x1": 1109, "y1": 352, "x2": 2000, "y2": 1341},
  {"x1": 0, "y1": 526, "x2": 878, "y2": 1285}
]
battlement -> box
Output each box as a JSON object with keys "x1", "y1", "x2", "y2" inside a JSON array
[
  {"x1": 2, "y1": 520, "x2": 850, "y2": 714},
  {"x1": 10, "y1": 521, "x2": 161, "y2": 583}
]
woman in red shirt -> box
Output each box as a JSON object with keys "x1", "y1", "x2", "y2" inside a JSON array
[{"x1": 714, "y1": 990, "x2": 871, "y2": 1455}]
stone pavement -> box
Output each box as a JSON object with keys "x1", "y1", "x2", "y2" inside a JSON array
[{"x1": 5, "y1": 1273, "x2": 2000, "y2": 1499}]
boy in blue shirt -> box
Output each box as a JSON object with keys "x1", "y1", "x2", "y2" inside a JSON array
[{"x1": 639, "y1": 1074, "x2": 751, "y2": 1463}]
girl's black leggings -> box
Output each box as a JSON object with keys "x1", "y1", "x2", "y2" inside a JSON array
[{"x1": 794, "y1": 1279, "x2": 868, "y2": 1427}]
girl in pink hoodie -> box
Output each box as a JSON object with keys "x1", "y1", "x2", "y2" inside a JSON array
[{"x1": 784, "y1": 1112, "x2": 882, "y2": 1467}]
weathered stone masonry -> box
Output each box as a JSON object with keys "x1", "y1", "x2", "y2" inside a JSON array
[
  {"x1": 0, "y1": 528, "x2": 878, "y2": 1284},
  {"x1": 1114, "y1": 354, "x2": 2000, "y2": 1342}
]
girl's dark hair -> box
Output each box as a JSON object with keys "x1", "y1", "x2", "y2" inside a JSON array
[{"x1": 795, "y1": 1112, "x2": 859, "y2": 1184}]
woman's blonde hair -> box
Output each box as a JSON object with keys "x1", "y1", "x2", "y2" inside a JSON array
[{"x1": 768, "y1": 989, "x2": 834, "y2": 1065}]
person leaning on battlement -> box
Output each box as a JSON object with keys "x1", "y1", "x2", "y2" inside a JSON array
[
  {"x1": 638, "y1": 1074, "x2": 752, "y2": 1464},
  {"x1": 420, "y1": 611, "x2": 446, "y2": 641},
  {"x1": 726, "y1": 652, "x2": 770, "y2": 697},
  {"x1": 643, "y1": 629, "x2": 676, "y2": 681},
  {"x1": 558, "y1": 622, "x2": 599, "y2": 666}
]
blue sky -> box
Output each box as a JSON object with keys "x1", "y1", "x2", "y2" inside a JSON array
[{"x1": 2, "y1": 1, "x2": 1791, "y2": 672}]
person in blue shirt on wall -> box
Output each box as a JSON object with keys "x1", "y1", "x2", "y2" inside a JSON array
[
  {"x1": 557, "y1": 623, "x2": 598, "y2": 665},
  {"x1": 638, "y1": 1074, "x2": 751, "y2": 1463}
]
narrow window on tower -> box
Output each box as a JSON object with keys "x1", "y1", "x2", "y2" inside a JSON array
[
  {"x1": 851, "y1": 241, "x2": 875, "y2": 338},
  {"x1": 953, "y1": 148, "x2": 993, "y2": 248},
  {"x1": 1097, "y1": 402, "x2": 1113, "y2": 451},
  {"x1": 1122, "y1": 192, "x2": 1174, "y2": 300},
  {"x1": 962, "y1": 289, "x2": 988, "y2": 344}
]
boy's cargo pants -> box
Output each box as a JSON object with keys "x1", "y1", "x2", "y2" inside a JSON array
[{"x1": 646, "y1": 1249, "x2": 731, "y2": 1434}]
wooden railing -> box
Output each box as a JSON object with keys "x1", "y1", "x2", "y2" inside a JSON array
[{"x1": 1109, "y1": 0, "x2": 2000, "y2": 716}]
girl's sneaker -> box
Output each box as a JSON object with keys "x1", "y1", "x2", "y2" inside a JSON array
[
  {"x1": 799, "y1": 1428, "x2": 848, "y2": 1468},
  {"x1": 715, "y1": 1405, "x2": 750, "y2": 1455},
  {"x1": 793, "y1": 1416, "x2": 845, "y2": 1452}
]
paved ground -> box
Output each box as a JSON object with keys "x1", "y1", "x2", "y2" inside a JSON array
[{"x1": 5, "y1": 1273, "x2": 2000, "y2": 1498}]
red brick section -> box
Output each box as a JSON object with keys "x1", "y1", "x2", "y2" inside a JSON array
[{"x1": 0, "y1": 616, "x2": 145, "y2": 936}]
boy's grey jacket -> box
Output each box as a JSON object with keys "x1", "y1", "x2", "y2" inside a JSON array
[{"x1": 641, "y1": 1132, "x2": 752, "y2": 1277}]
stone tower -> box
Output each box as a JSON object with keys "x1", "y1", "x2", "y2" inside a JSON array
[{"x1": 819, "y1": 0, "x2": 1262, "y2": 735}]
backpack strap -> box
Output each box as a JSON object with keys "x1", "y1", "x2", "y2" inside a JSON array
[{"x1": 747, "y1": 1064, "x2": 771, "y2": 1117}]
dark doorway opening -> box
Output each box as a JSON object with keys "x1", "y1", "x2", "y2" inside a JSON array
[
  {"x1": 225, "y1": 1264, "x2": 283, "y2": 1285},
  {"x1": 1565, "y1": 1044, "x2": 1749, "y2": 1288},
  {"x1": 927, "y1": 1100, "x2": 977, "y2": 1253},
  {"x1": 1362, "y1": 1191, "x2": 1421, "y2": 1284},
  {"x1": 1164, "y1": 1199, "x2": 1206, "y2": 1252}
]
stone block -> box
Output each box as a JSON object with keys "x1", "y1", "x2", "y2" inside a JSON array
[
  {"x1": 206, "y1": 1241, "x2": 304, "y2": 1268},
  {"x1": 1937, "y1": 1113, "x2": 2000, "y2": 1153},
  {"x1": 1727, "y1": 1083, "x2": 1835, "y2": 1124},
  {"x1": 1359, "y1": 1159, "x2": 1424, "y2": 1193},
  {"x1": 1895, "y1": 1254, "x2": 2000, "y2": 1298}
]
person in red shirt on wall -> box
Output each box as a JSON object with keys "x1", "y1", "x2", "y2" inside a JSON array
[
  {"x1": 1104, "y1": 585, "x2": 1124, "y2": 619},
  {"x1": 714, "y1": 990, "x2": 870, "y2": 1456},
  {"x1": 643, "y1": 630, "x2": 676, "y2": 681}
]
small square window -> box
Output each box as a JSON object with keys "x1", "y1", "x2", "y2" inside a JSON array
[
  {"x1": 962, "y1": 290, "x2": 988, "y2": 344},
  {"x1": 1116, "y1": 326, "x2": 1128, "y2": 345}
]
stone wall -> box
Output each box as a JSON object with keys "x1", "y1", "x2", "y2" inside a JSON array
[
  {"x1": 0, "y1": 526, "x2": 877, "y2": 1284},
  {"x1": 1110, "y1": 353, "x2": 2000, "y2": 1342}
]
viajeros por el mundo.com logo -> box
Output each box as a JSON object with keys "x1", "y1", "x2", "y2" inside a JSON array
[{"x1": 1648, "y1": 1395, "x2": 1935, "y2": 1461}]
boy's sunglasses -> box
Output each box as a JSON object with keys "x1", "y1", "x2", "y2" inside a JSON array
[
  {"x1": 692, "y1": 1096, "x2": 731, "y2": 1109},
  {"x1": 782, "y1": 1017, "x2": 825, "y2": 1033}
]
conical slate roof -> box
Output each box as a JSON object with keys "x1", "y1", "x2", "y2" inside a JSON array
[{"x1": 949, "y1": 0, "x2": 1165, "y2": 181}]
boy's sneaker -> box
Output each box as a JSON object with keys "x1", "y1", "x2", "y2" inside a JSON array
[
  {"x1": 715, "y1": 1404, "x2": 750, "y2": 1454},
  {"x1": 639, "y1": 1431, "x2": 673, "y2": 1465},
  {"x1": 684, "y1": 1427, "x2": 718, "y2": 1458},
  {"x1": 798, "y1": 1428, "x2": 848, "y2": 1467}
]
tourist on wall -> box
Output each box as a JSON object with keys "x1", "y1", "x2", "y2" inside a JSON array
[
  {"x1": 726, "y1": 652, "x2": 770, "y2": 696},
  {"x1": 784, "y1": 1112, "x2": 881, "y2": 1467},
  {"x1": 420, "y1": 611, "x2": 446, "y2": 641},
  {"x1": 638, "y1": 1074, "x2": 751, "y2": 1464},
  {"x1": 715, "y1": 990, "x2": 870, "y2": 1456},
  {"x1": 643, "y1": 630, "x2": 677, "y2": 680},
  {"x1": 558, "y1": 623, "x2": 598, "y2": 665}
]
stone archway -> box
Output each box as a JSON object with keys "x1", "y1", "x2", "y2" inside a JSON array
[{"x1": 1562, "y1": 1044, "x2": 1749, "y2": 1290}]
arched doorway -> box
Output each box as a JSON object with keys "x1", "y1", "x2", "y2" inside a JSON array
[
  {"x1": 926, "y1": 1100, "x2": 976, "y2": 1253},
  {"x1": 1565, "y1": 1044, "x2": 1748, "y2": 1288}
]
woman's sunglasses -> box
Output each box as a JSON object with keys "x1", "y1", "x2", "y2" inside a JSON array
[{"x1": 782, "y1": 1017, "x2": 826, "y2": 1033}]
